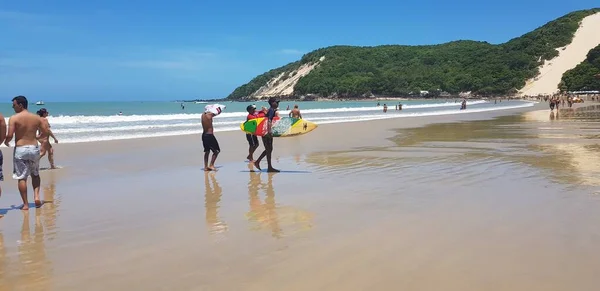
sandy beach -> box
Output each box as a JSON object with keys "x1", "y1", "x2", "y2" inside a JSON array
[{"x1": 1, "y1": 101, "x2": 600, "y2": 290}]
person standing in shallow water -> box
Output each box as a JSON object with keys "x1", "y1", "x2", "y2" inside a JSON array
[
  {"x1": 254, "y1": 97, "x2": 280, "y2": 172},
  {"x1": 4, "y1": 95, "x2": 49, "y2": 210},
  {"x1": 36, "y1": 108, "x2": 59, "y2": 169},
  {"x1": 289, "y1": 104, "x2": 302, "y2": 119}
]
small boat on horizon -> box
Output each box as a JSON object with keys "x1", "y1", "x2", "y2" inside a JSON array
[{"x1": 36, "y1": 101, "x2": 45, "y2": 105}]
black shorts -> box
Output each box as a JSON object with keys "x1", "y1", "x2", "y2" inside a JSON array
[
  {"x1": 202, "y1": 133, "x2": 220, "y2": 153},
  {"x1": 246, "y1": 134, "x2": 259, "y2": 147}
]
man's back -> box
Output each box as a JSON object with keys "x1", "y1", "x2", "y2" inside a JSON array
[
  {"x1": 290, "y1": 109, "x2": 301, "y2": 118},
  {"x1": 202, "y1": 113, "x2": 214, "y2": 134},
  {"x1": 12, "y1": 112, "x2": 42, "y2": 146}
]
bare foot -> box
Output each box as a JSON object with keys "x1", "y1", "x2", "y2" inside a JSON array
[
  {"x1": 267, "y1": 168, "x2": 280, "y2": 173},
  {"x1": 35, "y1": 200, "x2": 43, "y2": 208},
  {"x1": 246, "y1": 155, "x2": 253, "y2": 161},
  {"x1": 19, "y1": 205, "x2": 29, "y2": 211},
  {"x1": 254, "y1": 161, "x2": 262, "y2": 171},
  {"x1": 208, "y1": 166, "x2": 218, "y2": 171},
  {"x1": 0, "y1": 214, "x2": 3, "y2": 219},
  {"x1": 204, "y1": 167, "x2": 213, "y2": 171}
]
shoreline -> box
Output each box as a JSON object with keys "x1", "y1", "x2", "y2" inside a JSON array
[
  {"x1": 0, "y1": 99, "x2": 540, "y2": 146},
  {"x1": 220, "y1": 95, "x2": 541, "y2": 103},
  {"x1": 0, "y1": 100, "x2": 548, "y2": 177}
]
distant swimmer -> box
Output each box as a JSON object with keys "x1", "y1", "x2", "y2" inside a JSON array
[
  {"x1": 36, "y1": 108, "x2": 59, "y2": 169},
  {"x1": 118, "y1": 111, "x2": 123, "y2": 116},
  {"x1": 0, "y1": 111, "x2": 5, "y2": 218},
  {"x1": 289, "y1": 104, "x2": 302, "y2": 119},
  {"x1": 254, "y1": 97, "x2": 280, "y2": 173},
  {"x1": 5, "y1": 95, "x2": 50, "y2": 210},
  {"x1": 245, "y1": 104, "x2": 266, "y2": 162},
  {"x1": 202, "y1": 104, "x2": 225, "y2": 171},
  {"x1": 383, "y1": 104, "x2": 387, "y2": 113}
]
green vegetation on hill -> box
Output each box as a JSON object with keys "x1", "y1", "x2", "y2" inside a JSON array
[
  {"x1": 560, "y1": 44, "x2": 600, "y2": 91},
  {"x1": 227, "y1": 8, "x2": 600, "y2": 99}
]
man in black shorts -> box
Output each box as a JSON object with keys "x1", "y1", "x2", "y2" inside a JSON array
[
  {"x1": 254, "y1": 97, "x2": 280, "y2": 172},
  {"x1": 202, "y1": 104, "x2": 224, "y2": 171},
  {"x1": 246, "y1": 105, "x2": 267, "y2": 162}
]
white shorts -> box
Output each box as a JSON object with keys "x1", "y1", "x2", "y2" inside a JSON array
[{"x1": 13, "y1": 145, "x2": 40, "y2": 180}]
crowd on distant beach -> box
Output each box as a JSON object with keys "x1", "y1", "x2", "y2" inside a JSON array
[{"x1": 0, "y1": 96, "x2": 59, "y2": 219}]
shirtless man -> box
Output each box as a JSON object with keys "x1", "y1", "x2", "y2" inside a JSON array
[
  {"x1": 0, "y1": 112, "x2": 6, "y2": 218},
  {"x1": 254, "y1": 97, "x2": 280, "y2": 172},
  {"x1": 4, "y1": 96, "x2": 49, "y2": 210},
  {"x1": 289, "y1": 104, "x2": 302, "y2": 119},
  {"x1": 201, "y1": 105, "x2": 223, "y2": 171}
]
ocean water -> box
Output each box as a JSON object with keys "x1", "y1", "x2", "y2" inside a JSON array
[{"x1": 0, "y1": 99, "x2": 535, "y2": 144}]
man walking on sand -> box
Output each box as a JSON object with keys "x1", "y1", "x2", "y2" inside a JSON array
[
  {"x1": 4, "y1": 96, "x2": 49, "y2": 210},
  {"x1": 245, "y1": 104, "x2": 267, "y2": 162},
  {"x1": 0, "y1": 112, "x2": 6, "y2": 218},
  {"x1": 202, "y1": 104, "x2": 225, "y2": 171},
  {"x1": 254, "y1": 97, "x2": 280, "y2": 172}
]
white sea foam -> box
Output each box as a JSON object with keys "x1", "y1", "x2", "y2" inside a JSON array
[
  {"x1": 43, "y1": 101, "x2": 533, "y2": 144},
  {"x1": 41, "y1": 100, "x2": 488, "y2": 125}
]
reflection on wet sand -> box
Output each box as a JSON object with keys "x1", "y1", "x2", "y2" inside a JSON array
[
  {"x1": 40, "y1": 171, "x2": 60, "y2": 242},
  {"x1": 246, "y1": 167, "x2": 313, "y2": 238},
  {"x1": 247, "y1": 171, "x2": 282, "y2": 238},
  {"x1": 0, "y1": 232, "x2": 8, "y2": 288},
  {"x1": 308, "y1": 105, "x2": 600, "y2": 188},
  {"x1": 15, "y1": 211, "x2": 53, "y2": 290},
  {"x1": 0, "y1": 172, "x2": 59, "y2": 291},
  {"x1": 204, "y1": 172, "x2": 228, "y2": 235}
]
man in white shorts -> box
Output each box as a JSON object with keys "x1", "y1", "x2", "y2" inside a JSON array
[{"x1": 4, "y1": 96, "x2": 49, "y2": 210}]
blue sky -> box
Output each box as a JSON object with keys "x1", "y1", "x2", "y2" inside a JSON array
[{"x1": 0, "y1": 1, "x2": 598, "y2": 101}]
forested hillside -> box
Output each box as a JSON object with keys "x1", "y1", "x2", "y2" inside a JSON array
[
  {"x1": 227, "y1": 8, "x2": 600, "y2": 99},
  {"x1": 560, "y1": 44, "x2": 600, "y2": 91}
]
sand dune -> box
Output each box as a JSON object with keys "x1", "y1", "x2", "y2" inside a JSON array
[
  {"x1": 519, "y1": 12, "x2": 600, "y2": 96},
  {"x1": 251, "y1": 56, "x2": 325, "y2": 99}
]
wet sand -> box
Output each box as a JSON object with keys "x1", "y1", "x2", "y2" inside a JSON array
[{"x1": 2, "y1": 102, "x2": 600, "y2": 290}]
